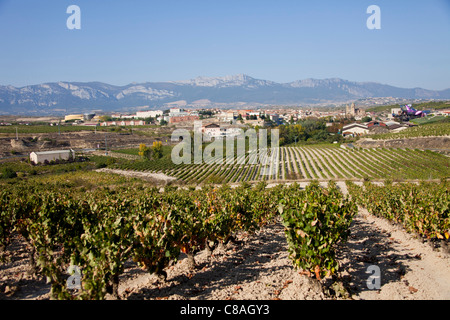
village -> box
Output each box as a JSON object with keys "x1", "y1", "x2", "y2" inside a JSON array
[
  {"x1": 58, "y1": 101, "x2": 449, "y2": 139},
  {"x1": 0, "y1": 99, "x2": 449, "y2": 162}
]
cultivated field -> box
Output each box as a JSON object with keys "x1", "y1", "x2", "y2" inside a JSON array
[
  {"x1": 112, "y1": 145, "x2": 450, "y2": 184},
  {"x1": 0, "y1": 133, "x2": 449, "y2": 302}
]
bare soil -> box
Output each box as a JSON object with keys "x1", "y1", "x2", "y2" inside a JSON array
[
  {"x1": 0, "y1": 130, "x2": 171, "y2": 158},
  {"x1": 95, "y1": 168, "x2": 177, "y2": 185}
]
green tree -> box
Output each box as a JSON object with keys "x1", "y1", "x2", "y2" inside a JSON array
[
  {"x1": 138, "y1": 143, "x2": 151, "y2": 160},
  {"x1": 144, "y1": 116, "x2": 155, "y2": 124},
  {"x1": 152, "y1": 141, "x2": 163, "y2": 159},
  {"x1": 99, "y1": 115, "x2": 112, "y2": 122}
]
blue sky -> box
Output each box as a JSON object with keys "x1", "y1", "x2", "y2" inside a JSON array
[{"x1": 0, "y1": 0, "x2": 449, "y2": 90}]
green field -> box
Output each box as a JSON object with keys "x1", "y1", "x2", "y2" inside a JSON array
[
  {"x1": 0, "y1": 125, "x2": 98, "y2": 134},
  {"x1": 369, "y1": 119, "x2": 450, "y2": 140},
  {"x1": 109, "y1": 145, "x2": 450, "y2": 183},
  {"x1": 410, "y1": 115, "x2": 447, "y2": 125}
]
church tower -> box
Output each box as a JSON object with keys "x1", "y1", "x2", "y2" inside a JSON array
[{"x1": 345, "y1": 103, "x2": 356, "y2": 118}]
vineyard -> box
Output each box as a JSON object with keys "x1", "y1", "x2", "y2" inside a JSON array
[
  {"x1": 0, "y1": 125, "x2": 101, "y2": 135},
  {"x1": 346, "y1": 180, "x2": 450, "y2": 241},
  {"x1": 111, "y1": 145, "x2": 450, "y2": 183},
  {"x1": 0, "y1": 174, "x2": 358, "y2": 300},
  {"x1": 368, "y1": 120, "x2": 450, "y2": 140},
  {"x1": 1, "y1": 137, "x2": 449, "y2": 300}
]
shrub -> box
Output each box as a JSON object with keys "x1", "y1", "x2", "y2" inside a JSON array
[
  {"x1": 279, "y1": 182, "x2": 357, "y2": 279},
  {"x1": 1, "y1": 167, "x2": 17, "y2": 179},
  {"x1": 138, "y1": 143, "x2": 151, "y2": 160},
  {"x1": 96, "y1": 162, "x2": 107, "y2": 169}
]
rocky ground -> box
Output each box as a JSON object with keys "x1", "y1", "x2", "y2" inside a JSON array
[
  {"x1": 0, "y1": 182, "x2": 449, "y2": 301},
  {"x1": 0, "y1": 129, "x2": 172, "y2": 158}
]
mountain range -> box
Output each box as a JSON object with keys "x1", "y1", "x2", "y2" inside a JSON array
[{"x1": 1, "y1": 74, "x2": 449, "y2": 115}]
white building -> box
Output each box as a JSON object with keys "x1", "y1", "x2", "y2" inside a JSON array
[
  {"x1": 268, "y1": 114, "x2": 281, "y2": 124},
  {"x1": 157, "y1": 115, "x2": 170, "y2": 123},
  {"x1": 216, "y1": 111, "x2": 236, "y2": 122},
  {"x1": 389, "y1": 108, "x2": 403, "y2": 119},
  {"x1": 342, "y1": 123, "x2": 369, "y2": 137},
  {"x1": 169, "y1": 108, "x2": 185, "y2": 115},
  {"x1": 120, "y1": 120, "x2": 145, "y2": 126},
  {"x1": 203, "y1": 123, "x2": 221, "y2": 138},
  {"x1": 201, "y1": 123, "x2": 243, "y2": 141},
  {"x1": 30, "y1": 150, "x2": 75, "y2": 164},
  {"x1": 384, "y1": 121, "x2": 408, "y2": 133},
  {"x1": 135, "y1": 110, "x2": 163, "y2": 119},
  {"x1": 170, "y1": 108, "x2": 181, "y2": 114}
]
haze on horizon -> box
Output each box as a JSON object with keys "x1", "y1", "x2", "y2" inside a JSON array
[{"x1": 0, "y1": 0, "x2": 449, "y2": 90}]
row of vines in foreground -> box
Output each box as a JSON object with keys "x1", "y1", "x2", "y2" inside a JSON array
[
  {"x1": 346, "y1": 180, "x2": 450, "y2": 240},
  {"x1": 0, "y1": 180, "x2": 356, "y2": 299}
]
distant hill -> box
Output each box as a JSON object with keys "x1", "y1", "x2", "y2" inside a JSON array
[{"x1": 1, "y1": 74, "x2": 449, "y2": 115}]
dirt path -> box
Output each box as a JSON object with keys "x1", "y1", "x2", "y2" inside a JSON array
[
  {"x1": 1, "y1": 181, "x2": 449, "y2": 300},
  {"x1": 95, "y1": 168, "x2": 177, "y2": 184},
  {"x1": 117, "y1": 222, "x2": 325, "y2": 300},
  {"x1": 341, "y1": 207, "x2": 450, "y2": 299},
  {"x1": 117, "y1": 181, "x2": 450, "y2": 300},
  {"x1": 336, "y1": 181, "x2": 450, "y2": 299}
]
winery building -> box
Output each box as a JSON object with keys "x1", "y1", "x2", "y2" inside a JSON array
[{"x1": 30, "y1": 150, "x2": 75, "y2": 164}]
